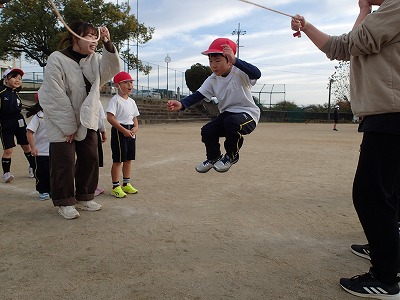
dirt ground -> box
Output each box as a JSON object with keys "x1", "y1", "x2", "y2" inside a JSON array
[{"x1": 0, "y1": 121, "x2": 371, "y2": 300}]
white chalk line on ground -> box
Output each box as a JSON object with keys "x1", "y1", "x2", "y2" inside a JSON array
[{"x1": 0, "y1": 181, "x2": 37, "y2": 196}]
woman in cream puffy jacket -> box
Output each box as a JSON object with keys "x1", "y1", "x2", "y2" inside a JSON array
[{"x1": 39, "y1": 20, "x2": 120, "y2": 220}]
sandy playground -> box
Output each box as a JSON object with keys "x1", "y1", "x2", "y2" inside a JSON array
[{"x1": 0, "y1": 121, "x2": 371, "y2": 300}]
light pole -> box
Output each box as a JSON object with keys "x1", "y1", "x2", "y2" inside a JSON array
[
  {"x1": 136, "y1": 0, "x2": 139, "y2": 95},
  {"x1": 165, "y1": 54, "x2": 171, "y2": 99},
  {"x1": 232, "y1": 23, "x2": 246, "y2": 59},
  {"x1": 328, "y1": 78, "x2": 335, "y2": 121}
]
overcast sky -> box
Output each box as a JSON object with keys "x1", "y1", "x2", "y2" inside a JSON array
[{"x1": 23, "y1": 0, "x2": 371, "y2": 106}]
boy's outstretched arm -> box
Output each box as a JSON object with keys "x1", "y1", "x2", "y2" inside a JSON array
[
  {"x1": 167, "y1": 91, "x2": 205, "y2": 111},
  {"x1": 167, "y1": 100, "x2": 182, "y2": 111}
]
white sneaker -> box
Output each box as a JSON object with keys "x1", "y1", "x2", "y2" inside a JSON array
[
  {"x1": 195, "y1": 155, "x2": 222, "y2": 173},
  {"x1": 76, "y1": 200, "x2": 102, "y2": 211},
  {"x1": 39, "y1": 193, "x2": 51, "y2": 201},
  {"x1": 3, "y1": 172, "x2": 14, "y2": 183},
  {"x1": 28, "y1": 167, "x2": 34, "y2": 178},
  {"x1": 58, "y1": 206, "x2": 80, "y2": 219},
  {"x1": 213, "y1": 154, "x2": 239, "y2": 173}
]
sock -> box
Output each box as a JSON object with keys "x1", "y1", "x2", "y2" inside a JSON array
[
  {"x1": 24, "y1": 152, "x2": 34, "y2": 168},
  {"x1": 2, "y1": 157, "x2": 11, "y2": 173},
  {"x1": 112, "y1": 181, "x2": 120, "y2": 188},
  {"x1": 122, "y1": 178, "x2": 130, "y2": 186}
]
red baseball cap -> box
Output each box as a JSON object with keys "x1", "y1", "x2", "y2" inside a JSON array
[
  {"x1": 201, "y1": 38, "x2": 237, "y2": 56},
  {"x1": 113, "y1": 71, "x2": 133, "y2": 85},
  {"x1": 3, "y1": 68, "x2": 24, "y2": 78}
]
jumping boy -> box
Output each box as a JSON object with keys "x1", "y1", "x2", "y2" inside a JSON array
[
  {"x1": 167, "y1": 37, "x2": 261, "y2": 173},
  {"x1": 106, "y1": 71, "x2": 140, "y2": 198}
]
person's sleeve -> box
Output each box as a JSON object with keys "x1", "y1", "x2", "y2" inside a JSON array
[
  {"x1": 234, "y1": 58, "x2": 261, "y2": 80},
  {"x1": 99, "y1": 45, "x2": 121, "y2": 87},
  {"x1": 348, "y1": 0, "x2": 400, "y2": 56},
  {"x1": 106, "y1": 98, "x2": 117, "y2": 116},
  {"x1": 38, "y1": 55, "x2": 78, "y2": 136},
  {"x1": 321, "y1": 0, "x2": 400, "y2": 60},
  {"x1": 26, "y1": 115, "x2": 39, "y2": 132},
  {"x1": 180, "y1": 91, "x2": 206, "y2": 110}
]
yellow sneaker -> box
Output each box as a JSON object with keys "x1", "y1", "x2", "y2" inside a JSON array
[
  {"x1": 111, "y1": 186, "x2": 127, "y2": 198},
  {"x1": 121, "y1": 183, "x2": 138, "y2": 194}
]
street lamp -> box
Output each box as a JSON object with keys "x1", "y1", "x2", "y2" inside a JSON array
[
  {"x1": 328, "y1": 78, "x2": 335, "y2": 121},
  {"x1": 165, "y1": 54, "x2": 171, "y2": 99}
]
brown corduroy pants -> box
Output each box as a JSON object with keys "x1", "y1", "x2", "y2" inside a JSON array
[{"x1": 49, "y1": 130, "x2": 99, "y2": 206}]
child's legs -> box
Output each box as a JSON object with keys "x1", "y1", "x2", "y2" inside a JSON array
[
  {"x1": 2, "y1": 147, "x2": 13, "y2": 158},
  {"x1": 15, "y1": 123, "x2": 34, "y2": 168},
  {"x1": 1, "y1": 119, "x2": 16, "y2": 153},
  {"x1": 201, "y1": 114, "x2": 226, "y2": 160},
  {"x1": 2, "y1": 147, "x2": 13, "y2": 174},
  {"x1": 35, "y1": 156, "x2": 50, "y2": 194},
  {"x1": 123, "y1": 136, "x2": 135, "y2": 180},
  {"x1": 20, "y1": 144, "x2": 31, "y2": 153},
  {"x1": 1, "y1": 119, "x2": 16, "y2": 160},
  {"x1": 111, "y1": 162, "x2": 122, "y2": 183},
  {"x1": 122, "y1": 161, "x2": 132, "y2": 179},
  {"x1": 75, "y1": 130, "x2": 98, "y2": 201},
  {"x1": 223, "y1": 113, "x2": 256, "y2": 158}
]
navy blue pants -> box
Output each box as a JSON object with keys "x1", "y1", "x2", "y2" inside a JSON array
[
  {"x1": 353, "y1": 132, "x2": 400, "y2": 284},
  {"x1": 201, "y1": 111, "x2": 256, "y2": 160},
  {"x1": 33, "y1": 156, "x2": 50, "y2": 194}
]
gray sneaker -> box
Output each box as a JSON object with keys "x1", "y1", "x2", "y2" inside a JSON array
[
  {"x1": 213, "y1": 154, "x2": 239, "y2": 173},
  {"x1": 28, "y1": 167, "x2": 34, "y2": 178},
  {"x1": 195, "y1": 156, "x2": 222, "y2": 173},
  {"x1": 3, "y1": 172, "x2": 14, "y2": 183},
  {"x1": 58, "y1": 206, "x2": 80, "y2": 219},
  {"x1": 76, "y1": 200, "x2": 102, "y2": 211}
]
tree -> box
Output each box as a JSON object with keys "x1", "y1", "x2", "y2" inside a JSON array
[
  {"x1": 185, "y1": 63, "x2": 212, "y2": 93},
  {"x1": 329, "y1": 61, "x2": 350, "y2": 103},
  {"x1": 334, "y1": 99, "x2": 352, "y2": 113},
  {"x1": 272, "y1": 100, "x2": 300, "y2": 111},
  {"x1": 0, "y1": 0, "x2": 154, "y2": 70},
  {"x1": 303, "y1": 104, "x2": 328, "y2": 113}
]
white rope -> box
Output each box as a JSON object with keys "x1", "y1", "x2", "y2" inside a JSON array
[
  {"x1": 237, "y1": 0, "x2": 295, "y2": 18},
  {"x1": 48, "y1": 0, "x2": 101, "y2": 42}
]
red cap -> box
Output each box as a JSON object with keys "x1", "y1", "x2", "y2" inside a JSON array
[
  {"x1": 113, "y1": 72, "x2": 133, "y2": 85},
  {"x1": 201, "y1": 38, "x2": 237, "y2": 56},
  {"x1": 3, "y1": 68, "x2": 24, "y2": 79}
]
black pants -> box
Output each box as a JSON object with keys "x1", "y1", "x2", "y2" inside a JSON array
[
  {"x1": 201, "y1": 111, "x2": 256, "y2": 160},
  {"x1": 49, "y1": 130, "x2": 99, "y2": 206},
  {"x1": 353, "y1": 132, "x2": 400, "y2": 284},
  {"x1": 97, "y1": 130, "x2": 104, "y2": 167},
  {"x1": 33, "y1": 156, "x2": 50, "y2": 194}
]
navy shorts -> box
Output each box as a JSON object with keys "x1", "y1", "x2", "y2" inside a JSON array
[
  {"x1": 110, "y1": 125, "x2": 136, "y2": 162},
  {"x1": 0, "y1": 115, "x2": 29, "y2": 150}
]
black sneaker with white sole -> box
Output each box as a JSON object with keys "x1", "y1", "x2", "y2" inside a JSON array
[
  {"x1": 351, "y1": 244, "x2": 371, "y2": 260},
  {"x1": 340, "y1": 271, "x2": 400, "y2": 299},
  {"x1": 351, "y1": 243, "x2": 400, "y2": 276}
]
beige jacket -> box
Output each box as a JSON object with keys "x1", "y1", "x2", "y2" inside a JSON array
[
  {"x1": 38, "y1": 45, "x2": 120, "y2": 142},
  {"x1": 321, "y1": 0, "x2": 400, "y2": 117}
]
